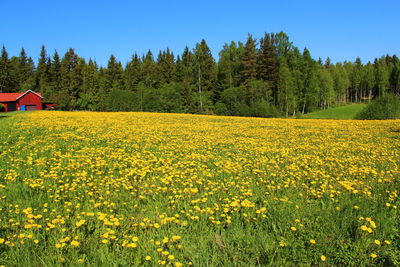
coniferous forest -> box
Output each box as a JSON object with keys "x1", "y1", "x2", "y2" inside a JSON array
[{"x1": 0, "y1": 32, "x2": 399, "y2": 117}]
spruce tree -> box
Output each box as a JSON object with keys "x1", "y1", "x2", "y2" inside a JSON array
[
  {"x1": 17, "y1": 48, "x2": 35, "y2": 91},
  {"x1": 193, "y1": 39, "x2": 217, "y2": 110},
  {"x1": 301, "y1": 48, "x2": 319, "y2": 113},
  {"x1": 0, "y1": 46, "x2": 11, "y2": 92},
  {"x1": 36, "y1": 45, "x2": 50, "y2": 91},
  {"x1": 106, "y1": 54, "x2": 124, "y2": 91},
  {"x1": 59, "y1": 48, "x2": 84, "y2": 109},
  {"x1": 125, "y1": 53, "x2": 141, "y2": 91},
  {"x1": 48, "y1": 50, "x2": 61, "y2": 95},
  {"x1": 141, "y1": 50, "x2": 157, "y2": 88},
  {"x1": 179, "y1": 46, "x2": 196, "y2": 112},
  {"x1": 157, "y1": 48, "x2": 175, "y2": 85},
  {"x1": 80, "y1": 59, "x2": 100, "y2": 110},
  {"x1": 257, "y1": 33, "x2": 278, "y2": 104}
]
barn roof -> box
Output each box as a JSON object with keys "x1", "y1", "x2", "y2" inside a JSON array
[{"x1": 0, "y1": 90, "x2": 43, "y2": 102}]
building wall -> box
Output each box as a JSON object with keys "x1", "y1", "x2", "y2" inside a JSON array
[
  {"x1": 0, "y1": 102, "x2": 16, "y2": 112},
  {"x1": 17, "y1": 92, "x2": 43, "y2": 110}
]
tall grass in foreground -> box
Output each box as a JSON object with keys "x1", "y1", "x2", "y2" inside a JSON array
[{"x1": 0, "y1": 111, "x2": 399, "y2": 266}]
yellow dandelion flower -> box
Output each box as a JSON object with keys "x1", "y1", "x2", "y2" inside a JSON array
[{"x1": 70, "y1": 240, "x2": 80, "y2": 247}]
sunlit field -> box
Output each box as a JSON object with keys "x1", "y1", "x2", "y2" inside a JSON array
[{"x1": 0, "y1": 111, "x2": 399, "y2": 266}]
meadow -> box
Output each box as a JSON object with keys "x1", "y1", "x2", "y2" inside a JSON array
[
  {"x1": 302, "y1": 104, "x2": 367, "y2": 120},
  {"x1": 0, "y1": 111, "x2": 399, "y2": 266}
]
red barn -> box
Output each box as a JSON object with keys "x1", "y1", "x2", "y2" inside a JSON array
[{"x1": 0, "y1": 90, "x2": 43, "y2": 112}]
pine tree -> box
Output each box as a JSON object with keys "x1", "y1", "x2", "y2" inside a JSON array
[
  {"x1": 59, "y1": 48, "x2": 84, "y2": 109},
  {"x1": 0, "y1": 46, "x2": 11, "y2": 92},
  {"x1": 193, "y1": 39, "x2": 217, "y2": 110},
  {"x1": 257, "y1": 33, "x2": 278, "y2": 104},
  {"x1": 125, "y1": 53, "x2": 141, "y2": 91},
  {"x1": 36, "y1": 45, "x2": 50, "y2": 91},
  {"x1": 157, "y1": 48, "x2": 175, "y2": 85},
  {"x1": 324, "y1": 58, "x2": 331, "y2": 68},
  {"x1": 17, "y1": 48, "x2": 35, "y2": 91},
  {"x1": 141, "y1": 50, "x2": 157, "y2": 88},
  {"x1": 79, "y1": 59, "x2": 100, "y2": 110},
  {"x1": 301, "y1": 48, "x2": 319, "y2": 113},
  {"x1": 240, "y1": 34, "x2": 257, "y2": 85},
  {"x1": 47, "y1": 50, "x2": 61, "y2": 95},
  {"x1": 105, "y1": 54, "x2": 124, "y2": 91},
  {"x1": 179, "y1": 46, "x2": 196, "y2": 112}
]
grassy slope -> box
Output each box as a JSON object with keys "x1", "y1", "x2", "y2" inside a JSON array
[{"x1": 302, "y1": 104, "x2": 367, "y2": 120}]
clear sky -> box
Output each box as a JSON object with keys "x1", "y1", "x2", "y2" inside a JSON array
[{"x1": 1, "y1": 0, "x2": 399, "y2": 67}]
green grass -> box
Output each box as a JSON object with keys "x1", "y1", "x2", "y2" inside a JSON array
[
  {"x1": 302, "y1": 104, "x2": 367, "y2": 120},
  {"x1": 0, "y1": 111, "x2": 399, "y2": 266}
]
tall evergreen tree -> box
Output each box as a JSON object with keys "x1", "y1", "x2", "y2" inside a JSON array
[
  {"x1": 36, "y1": 45, "x2": 50, "y2": 91},
  {"x1": 105, "y1": 54, "x2": 124, "y2": 91},
  {"x1": 47, "y1": 50, "x2": 61, "y2": 96},
  {"x1": 257, "y1": 33, "x2": 278, "y2": 104},
  {"x1": 79, "y1": 59, "x2": 100, "y2": 110},
  {"x1": 125, "y1": 53, "x2": 141, "y2": 91},
  {"x1": 240, "y1": 34, "x2": 257, "y2": 85},
  {"x1": 178, "y1": 46, "x2": 196, "y2": 112},
  {"x1": 141, "y1": 50, "x2": 157, "y2": 88},
  {"x1": 59, "y1": 48, "x2": 84, "y2": 109},
  {"x1": 301, "y1": 48, "x2": 319, "y2": 113},
  {"x1": 157, "y1": 48, "x2": 175, "y2": 84},
  {"x1": 193, "y1": 39, "x2": 217, "y2": 110},
  {"x1": 0, "y1": 46, "x2": 11, "y2": 92},
  {"x1": 17, "y1": 48, "x2": 35, "y2": 91}
]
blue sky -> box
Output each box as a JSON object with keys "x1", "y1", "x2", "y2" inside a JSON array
[{"x1": 1, "y1": 0, "x2": 399, "y2": 67}]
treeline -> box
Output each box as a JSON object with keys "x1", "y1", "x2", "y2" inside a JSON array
[{"x1": 0, "y1": 32, "x2": 399, "y2": 116}]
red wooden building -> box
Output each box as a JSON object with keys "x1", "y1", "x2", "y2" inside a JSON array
[{"x1": 0, "y1": 90, "x2": 44, "y2": 112}]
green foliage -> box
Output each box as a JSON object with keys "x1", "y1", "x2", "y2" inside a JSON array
[
  {"x1": 0, "y1": 103, "x2": 4, "y2": 112},
  {"x1": 107, "y1": 89, "x2": 137, "y2": 112},
  {"x1": 0, "y1": 33, "x2": 398, "y2": 119},
  {"x1": 250, "y1": 100, "x2": 281, "y2": 118},
  {"x1": 356, "y1": 94, "x2": 400, "y2": 120},
  {"x1": 213, "y1": 102, "x2": 229, "y2": 116},
  {"x1": 219, "y1": 86, "x2": 247, "y2": 116}
]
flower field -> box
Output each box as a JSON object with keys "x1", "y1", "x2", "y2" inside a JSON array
[{"x1": 0, "y1": 111, "x2": 399, "y2": 266}]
